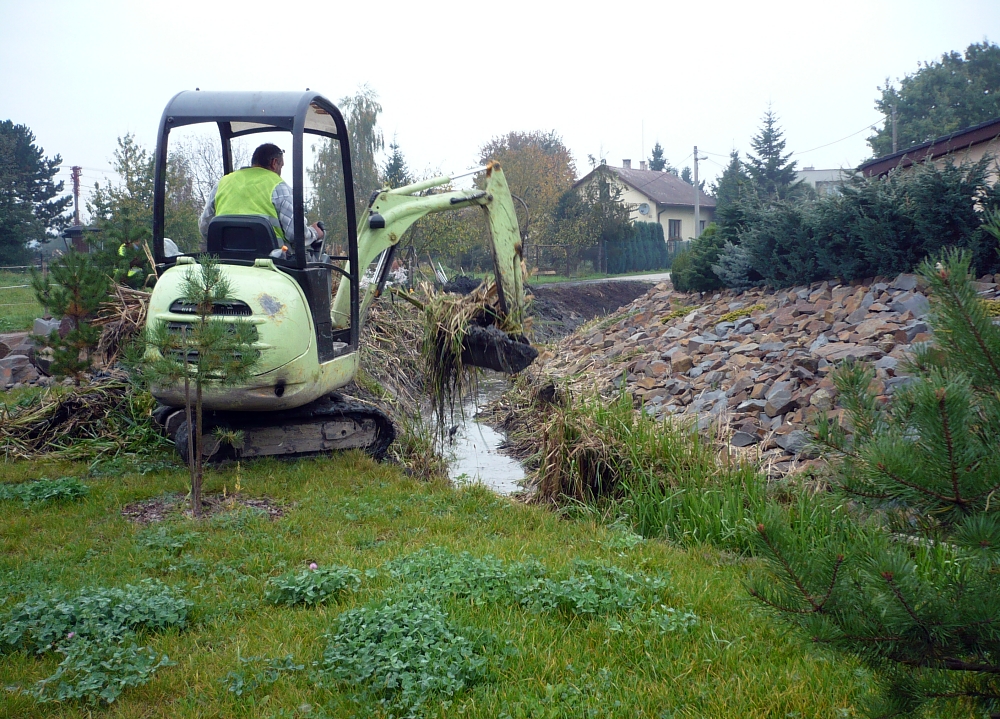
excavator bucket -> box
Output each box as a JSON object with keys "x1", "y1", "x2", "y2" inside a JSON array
[{"x1": 459, "y1": 161, "x2": 537, "y2": 374}]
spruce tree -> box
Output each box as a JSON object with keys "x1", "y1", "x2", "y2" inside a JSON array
[
  {"x1": 142, "y1": 257, "x2": 260, "y2": 517},
  {"x1": 382, "y1": 137, "x2": 412, "y2": 189},
  {"x1": 648, "y1": 142, "x2": 671, "y2": 172},
  {"x1": 31, "y1": 252, "x2": 110, "y2": 384},
  {"x1": 712, "y1": 150, "x2": 757, "y2": 245},
  {"x1": 748, "y1": 250, "x2": 1000, "y2": 717},
  {"x1": 746, "y1": 108, "x2": 801, "y2": 199}
]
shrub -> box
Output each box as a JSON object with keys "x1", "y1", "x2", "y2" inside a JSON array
[
  {"x1": 669, "y1": 223, "x2": 725, "y2": 292},
  {"x1": 741, "y1": 200, "x2": 825, "y2": 287},
  {"x1": 33, "y1": 637, "x2": 174, "y2": 704},
  {"x1": 517, "y1": 561, "x2": 667, "y2": 619},
  {"x1": 737, "y1": 158, "x2": 1000, "y2": 288},
  {"x1": 711, "y1": 241, "x2": 764, "y2": 291}
]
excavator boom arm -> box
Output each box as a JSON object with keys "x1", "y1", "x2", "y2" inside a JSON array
[{"x1": 331, "y1": 162, "x2": 525, "y2": 330}]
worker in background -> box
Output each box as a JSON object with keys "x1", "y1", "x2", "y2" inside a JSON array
[
  {"x1": 199, "y1": 143, "x2": 324, "y2": 255},
  {"x1": 117, "y1": 237, "x2": 145, "y2": 285}
]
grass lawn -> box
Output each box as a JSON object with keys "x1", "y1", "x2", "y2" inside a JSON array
[
  {"x1": 0, "y1": 270, "x2": 43, "y2": 334},
  {"x1": 0, "y1": 453, "x2": 868, "y2": 718}
]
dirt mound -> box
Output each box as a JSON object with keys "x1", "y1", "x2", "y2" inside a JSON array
[{"x1": 528, "y1": 281, "x2": 653, "y2": 342}]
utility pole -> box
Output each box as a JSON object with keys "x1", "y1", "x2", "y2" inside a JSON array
[
  {"x1": 891, "y1": 105, "x2": 898, "y2": 153},
  {"x1": 71, "y1": 166, "x2": 82, "y2": 225},
  {"x1": 693, "y1": 146, "x2": 707, "y2": 238}
]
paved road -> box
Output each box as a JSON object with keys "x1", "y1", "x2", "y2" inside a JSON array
[{"x1": 542, "y1": 272, "x2": 671, "y2": 288}]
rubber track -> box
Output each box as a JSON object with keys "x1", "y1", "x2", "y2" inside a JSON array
[{"x1": 167, "y1": 394, "x2": 396, "y2": 463}]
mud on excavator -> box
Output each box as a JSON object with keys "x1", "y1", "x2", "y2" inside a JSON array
[{"x1": 146, "y1": 90, "x2": 536, "y2": 462}]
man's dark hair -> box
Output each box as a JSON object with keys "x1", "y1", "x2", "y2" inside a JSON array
[{"x1": 252, "y1": 143, "x2": 284, "y2": 168}]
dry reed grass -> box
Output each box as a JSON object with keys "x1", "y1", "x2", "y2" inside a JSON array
[
  {"x1": 94, "y1": 284, "x2": 150, "y2": 365},
  {"x1": 0, "y1": 379, "x2": 163, "y2": 460}
]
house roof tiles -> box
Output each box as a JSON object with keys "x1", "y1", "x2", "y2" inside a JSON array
[{"x1": 575, "y1": 165, "x2": 716, "y2": 209}]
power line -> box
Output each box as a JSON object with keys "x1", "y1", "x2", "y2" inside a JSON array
[{"x1": 794, "y1": 119, "x2": 883, "y2": 156}]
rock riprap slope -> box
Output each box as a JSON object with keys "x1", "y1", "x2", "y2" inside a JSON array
[{"x1": 537, "y1": 273, "x2": 1000, "y2": 474}]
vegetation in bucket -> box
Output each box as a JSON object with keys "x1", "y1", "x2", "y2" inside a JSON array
[{"x1": 421, "y1": 280, "x2": 535, "y2": 436}]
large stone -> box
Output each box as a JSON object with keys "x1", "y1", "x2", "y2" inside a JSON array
[
  {"x1": 671, "y1": 352, "x2": 694, "y2": 373},
  {"x1": 891, "y1": 292, "x2": 929, "y2": 317},
  {"x1": 765, "y1": 383, "x2": 797, "y2": 417},
  {"x1": 0, "y1": 354, "x2": 37, "y2": 386},
  {"x1": 730, "y1": 431, "x2": 759, "y2": 447},
  {"x1": 33, "y1": 318, "x2": 60, "y2": 337},
  {"x1": 809, "y1": 388, "x2": 834, "y2": 411},
  {"x1": 890, "y1": 273, "x2": 918, "y2": 291},
  {"x1": 775, "y1": 429, "x2": 810, "y2": 455}
]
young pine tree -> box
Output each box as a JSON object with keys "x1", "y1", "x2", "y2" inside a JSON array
[
  {"x1": 748, "y1": 250, "x2": 1000, "y2": 718},
  {"x1": 142, "y1": 257, "x2": 259, "y2": 517},
  {"x1": 31, "y1": 252, "x2": 111, "y2": 384}
]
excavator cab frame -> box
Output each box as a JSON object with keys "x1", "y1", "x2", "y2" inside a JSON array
[{"x1": 151, "y1": 90, "x2": 361, "y2": 355}]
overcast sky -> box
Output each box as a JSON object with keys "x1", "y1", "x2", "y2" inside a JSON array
[{"x1": 2, "y1": 0, "x2": 997, "y2": 216}]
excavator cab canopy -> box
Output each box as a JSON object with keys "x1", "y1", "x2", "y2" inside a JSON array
[{"x1": 151, "y1": 90, "x2": 360, "y2": 350}]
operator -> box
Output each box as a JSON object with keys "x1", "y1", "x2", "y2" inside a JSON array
[{"x1": 199, "y1": 143, "x2": 325, "y2": 257}]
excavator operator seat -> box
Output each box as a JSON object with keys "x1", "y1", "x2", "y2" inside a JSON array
[{"x1": 206, "y1": 215, "x2": 280, "y2": 261}]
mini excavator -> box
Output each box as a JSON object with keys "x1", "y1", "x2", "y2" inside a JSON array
[{"x1": 145, "y1": 91, "x2": 536, "y2": 461}]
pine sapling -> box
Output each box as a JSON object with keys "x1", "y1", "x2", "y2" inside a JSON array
[
  {"x1": 31, "y1": 251, "x2": 111, "y2": 384},
  {"x1": 142, "y1": 257, "x2": 259, "y2": 516},
  {"x1": 747, "y1": 249, "x2": 1000, "y2": 718}
]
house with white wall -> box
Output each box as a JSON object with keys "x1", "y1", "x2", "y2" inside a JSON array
[{"x1": 573, "y1": 160, "x2": 716, "y2": 241}]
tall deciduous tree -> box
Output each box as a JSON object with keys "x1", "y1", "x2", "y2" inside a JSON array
[
  {"x1": 0, "y1": 121, "x2": 71, "y2": 264},
  {"x1": 89, "y1": 134, "x2": 202, "y2": 279},
  {"x1": 552, "y1": 165, "x2": 632, "y2": 273},
  {"x1": 477, "y1": 130, "x2": 576, "y2": 246},
  {"x1": 746, "y1": 108, "x2": 801, "y2": 200},
  {"x1": 309, "y1": 85, "x2": 384, "y2": 249},
  {"x1": 869, "y1": 41, "x2": 1000, "y2": 157}
]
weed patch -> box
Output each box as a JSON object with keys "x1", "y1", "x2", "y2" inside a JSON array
[
  {"x1": 385, "y1": 548, "x2": 546, "y2": 605},
  {"x1": 519, "y1": 560, "x2": 667, "y2": 619},
  {"x1": 222, "y1": 654, "x2": 304, "y2": 697},
  {"x1": 33, "y1": 637, "x2": 174, "y2": 704},
  {"x1": 1, "y1": 580, "x2": 190, "y2": 704},
  {"x1": 0, "y1": 476, "x2": 89, "y2": 505},
  {"x1": 319, "y1": 599, "x2": 489, "y2": 717},
  {"x1": 266, "y1": 565, "x2": 361, "y2": 607}
]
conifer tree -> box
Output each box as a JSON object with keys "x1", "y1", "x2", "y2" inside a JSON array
[
  {"x1": 712, "y1": 150, "x2": 757, "y2": 246},
  {"x1": 31, "y1": 252, "x2": 110, "y2": 384},
  {"x1": 748, "y1": 250, "x2": 1000, "y2": 717},
  {"x1": 648, "y1": 142, "x2": 671, "y2": 172},
  {"x1": 382, "y1": 138, "x2": 411, "y2": 189},
  {"x1": 746, "y1": 107, "x2": 801, "y2": 199},
  {"x1": 142, "y1": 257, "x2": 259, "y2": 517}
]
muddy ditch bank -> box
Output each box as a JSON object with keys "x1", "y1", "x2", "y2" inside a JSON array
[{"x1": 527, "y1": 281, "x2": 654, "y2": 342}]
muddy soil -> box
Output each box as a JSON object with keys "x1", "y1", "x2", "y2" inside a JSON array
[
  {"x1": 121, "y1": 493, "x2": 286, "y2": 524},
  {"x1": 528, "y1": 281, "x2": 653, "y2": 342}
]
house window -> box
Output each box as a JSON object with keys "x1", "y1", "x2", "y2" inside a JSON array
[
  {"x1": 700, "y1": 220, "x2": 706, "y2": 232},
  {"x1": 668, "y1": 219, "x2": 682, "y2": 240}
]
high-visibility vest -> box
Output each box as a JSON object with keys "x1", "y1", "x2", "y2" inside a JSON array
[
  {"x1": 214, "y1": 166, "x2": 285, "y2": 239},
  {"x1": 118, "y1": 243, "x2": 143, "y2": 276}
]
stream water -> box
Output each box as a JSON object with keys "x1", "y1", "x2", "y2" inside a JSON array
[{"x1": 442, "y1": 377, "x2": 525, "y2": 494}]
